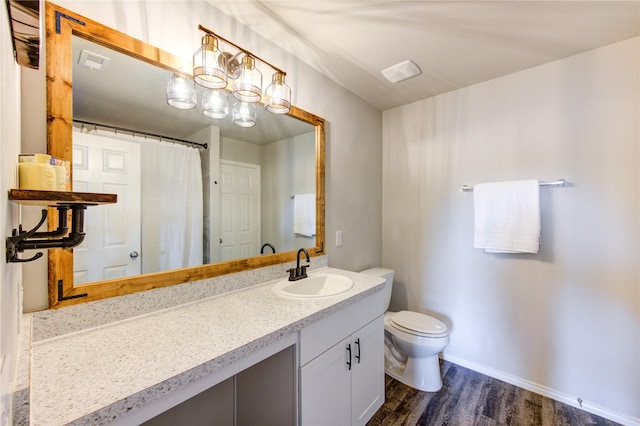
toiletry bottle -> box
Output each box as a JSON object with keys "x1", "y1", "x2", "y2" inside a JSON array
[{"x1": 19, "y1": 154, "x2": 56, "y2": 190}]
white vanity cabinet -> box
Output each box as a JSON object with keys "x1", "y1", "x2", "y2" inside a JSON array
[
  {"x1": 116, "y1": 338, "x2": 298, "y2": 426},
  {"x1": 25, "y1": 266, "x2": 388, "y2": 425},
  {"x1": 299, "y1": 291, "x2": 385, "y2": 426}
]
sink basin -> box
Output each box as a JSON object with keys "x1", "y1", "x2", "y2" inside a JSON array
[{"x1": 273, "y1": 273, "x2": 353, "y2": 298}]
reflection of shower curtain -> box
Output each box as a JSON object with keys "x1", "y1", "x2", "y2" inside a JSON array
[{"x1": 141, "y1": 139, "x2": 203, "y2": 274}]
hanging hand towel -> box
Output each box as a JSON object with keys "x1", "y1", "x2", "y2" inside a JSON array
[
  {"x1": 473, "y1": 179, "x2": 540, "y2": 253},
  {"x1": 293, "y1": 194, "x2": 316, "y2": 237}
]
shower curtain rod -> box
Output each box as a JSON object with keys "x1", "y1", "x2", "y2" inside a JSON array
[
  {"x1": 73, "y1": 120, "x2": 208, "y2": 149},
  {"x1": 461, "y1": 179, "x2": 566, "y2": 192}
]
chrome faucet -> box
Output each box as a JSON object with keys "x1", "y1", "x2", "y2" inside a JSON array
[{"x1": 287, "y1": 248, "x2": 310, "y2": 281}]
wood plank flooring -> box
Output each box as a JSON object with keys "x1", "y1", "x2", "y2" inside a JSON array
[{"x1": 367, "y1": 360, "x2": 621, "y2": 426}]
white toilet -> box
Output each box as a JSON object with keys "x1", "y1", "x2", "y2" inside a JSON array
[{"x1": 361, "y1": 267, "x2": 450, "y2": 392}]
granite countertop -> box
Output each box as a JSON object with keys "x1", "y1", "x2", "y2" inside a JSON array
[{"x1": 26, "y1": 267, "x2": 385, "y2": 425}]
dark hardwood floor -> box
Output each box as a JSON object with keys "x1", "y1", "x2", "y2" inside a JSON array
[{"x1": 367, "y1": 360, "x2": 621, "y2": 426}]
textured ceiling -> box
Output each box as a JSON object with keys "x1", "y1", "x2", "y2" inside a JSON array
[{"x1": 209, "y1": 1, "x2": 640, "y2": 111}]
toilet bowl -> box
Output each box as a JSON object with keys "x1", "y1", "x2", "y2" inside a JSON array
[{"x1": 361, "y1": 268, "x2": 450, "y2": 392}]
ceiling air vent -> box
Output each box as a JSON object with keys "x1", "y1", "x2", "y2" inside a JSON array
[
  {"x1": 381, "y1": 60, "x2": 422, "y2": 83},
  {"x1": 78, "y1": 50, "x2": 112, "y2": 71}
]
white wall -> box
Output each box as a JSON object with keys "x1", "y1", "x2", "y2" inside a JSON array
[
  {"x1": 21, "y1": 0, "x2": 382, "y2": 311},
  {"x1": 382, "y1": 37, "x2": 639, "y2": 422},
  {"x1": 262, "y1": 132, "x2": 316, "y2": 252},
  {"x1": 220, "y1": 136, "x2": 262, "y2": 165},
  {"x1": 0, "y1": 3, "x2": 23, "y2": 423}
]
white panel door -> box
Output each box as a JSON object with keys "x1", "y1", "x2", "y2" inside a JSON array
[
  {"x1": 219, "y1": 160, "x2": 260, "y2": 261},
  {"x1": 73, "y1": 133, "x2": 141, "y2": 284}
]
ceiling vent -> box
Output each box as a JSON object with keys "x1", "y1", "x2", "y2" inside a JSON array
[
  {"x1": 78, "y1": 49, "x2": 111, "y2": 71},
  {"x1": 381, "y1": 60, "x2": 422, "y2": 83}
]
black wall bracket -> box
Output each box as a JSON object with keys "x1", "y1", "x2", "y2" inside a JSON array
[
  {"x1": 6, "y1": 204, "x2": 89, "y2": 263},
  {"x1": 57, "y1": 280, "x2": 87, "y2": 301}
]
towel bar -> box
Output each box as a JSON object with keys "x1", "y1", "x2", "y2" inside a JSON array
[{"x1": 461, "y1": 179, "x2": 566, "y2": 192}]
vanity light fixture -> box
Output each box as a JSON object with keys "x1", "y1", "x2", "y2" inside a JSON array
[
  {"x1": 166, "y1": 73, "x2": 197, "y2": 109},
  {"x1": 232, "y1": 101, "x2": 257, "y2": 128},
  {"x1": 264, "y1": 71, "x2": 291, "y2": 114},
  {"x1": 193, "y1": 34, "x2": 227, "y2": 89},
  {"x1": 233, "y1": 55, "x2": 262, "y2": 103},
  {"x1": 202, "y1": 89, "x2": 229, "y2": 119},
  {"x1": 170, "y1": 24, "x2": 293, "y2": 126}
]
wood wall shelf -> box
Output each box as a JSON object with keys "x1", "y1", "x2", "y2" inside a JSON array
[
  {"x1": 8, "y1": 189, "x2": 117, "y2": 206},
  {"x1": 7, "y1": 189, "x2": 117, "y2": 263}
]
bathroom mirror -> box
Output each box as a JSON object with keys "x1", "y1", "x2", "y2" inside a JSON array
[
  {"x1": 71, "y1": 36, "x2": 317, "y2": 281},
  {"x1": 45, "y1": 2, "x2": 325, "y2": 308}
]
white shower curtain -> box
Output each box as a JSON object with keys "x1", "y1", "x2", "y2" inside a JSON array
[{"x1": 141, "y1": 139, "x2": 203, "y2": 274}]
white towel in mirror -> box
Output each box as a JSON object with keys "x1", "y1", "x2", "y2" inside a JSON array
[
  {"x1": 293, "y1": 194, "x2": 316, "y2": 237},
  {"x1": 473, "y1": 179, "x2": 540, "y2": 253}
]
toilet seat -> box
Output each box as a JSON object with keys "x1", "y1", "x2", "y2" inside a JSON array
[{"x1": 390, "y1": 311, "x2": 448, "y2": 337}]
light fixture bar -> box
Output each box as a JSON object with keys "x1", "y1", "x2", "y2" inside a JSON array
[{"x1": 198, "y1": 24, "x2": 286, "y2": 77}]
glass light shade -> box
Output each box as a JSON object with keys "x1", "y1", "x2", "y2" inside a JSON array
[
  {"x1": 264, "y1": 71, "x2": 291, "y2": 114},
  {"x1": 202, "y1": 89, "x2": 228, "y2": 119},
  {"x1": 193, "y1": 35, "x2": 227, "y2": 89},
  {"x1": 232, "y1": 101, "x2": 257, "y2": 127},
  {"x1": 233, "y1": 55, "x2": 262, "y2": 103},
  {"x1": 166, "y1": 73, "x2": 197, "y2": 109}
]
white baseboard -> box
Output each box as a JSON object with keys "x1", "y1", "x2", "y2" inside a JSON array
[{"x1": 441, "y1": 353, "x2": 639, "y2": 426}]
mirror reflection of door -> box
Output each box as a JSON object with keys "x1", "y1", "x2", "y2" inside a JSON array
[
  {"x1": 72, "y1": 131, "x2": 142, "y2": 284},
  {"x1": 219, "y1": 160, "x2": 261, "y2": 261}
]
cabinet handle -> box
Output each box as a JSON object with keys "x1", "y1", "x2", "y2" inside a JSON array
[
  {"x1": 346, "y1": 343, "x2": 352, "y2": 370},
  {"x1": 355, "y1": 338, "x2": 361, "y2": 364}
]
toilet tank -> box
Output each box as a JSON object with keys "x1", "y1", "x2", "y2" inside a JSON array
[{"x1": 360, "y1": 267, "x2": 395, "y2": 311}]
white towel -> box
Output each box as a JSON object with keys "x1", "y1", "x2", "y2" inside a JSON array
[
  {"x1": 473, "y1": 180, "x2": 540, "y2": 253},
  {"x1": 293, "y1": 194, "x2": 316, "y2": 237}
]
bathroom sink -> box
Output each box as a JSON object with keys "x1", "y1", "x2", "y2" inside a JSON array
[{"x1": 273, "y1": 273, "x2": 353, "y2": 298}]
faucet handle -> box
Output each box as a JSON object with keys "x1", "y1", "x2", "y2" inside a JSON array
[
  {"x1": 287, "y1": 267, "x2": 296, "y2": 280},
  {"x1": 287, "y1": 266, "x2": 308, "y2": 281}
]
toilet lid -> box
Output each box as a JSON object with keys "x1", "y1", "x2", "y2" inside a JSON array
[{"x1": 390, "y1": 311, "x2": 448, "y2": 336}]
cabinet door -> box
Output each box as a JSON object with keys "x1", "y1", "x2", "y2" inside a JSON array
[
  {"x1": 351, "y1": 316, "x2": 385, "y2": 426},
  {"x1": 300, "y1": 337, "x2": 352, "y2": 426}
]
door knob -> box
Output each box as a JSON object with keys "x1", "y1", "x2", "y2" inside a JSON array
[{"x1": 129, "y1": 251, "x2": 139, "y2": 259}]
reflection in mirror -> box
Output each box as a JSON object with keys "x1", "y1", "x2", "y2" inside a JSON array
[
  {"x1": 46, "y1": 2, "x2": 325, "y2": 307},
  {"x1": 71, "y1": 37, "x2": 316, "y2": 284}
]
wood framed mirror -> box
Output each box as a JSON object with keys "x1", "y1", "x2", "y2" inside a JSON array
[{"x1": 45, "y1": 2, "x2": 325, "y2": 308}]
